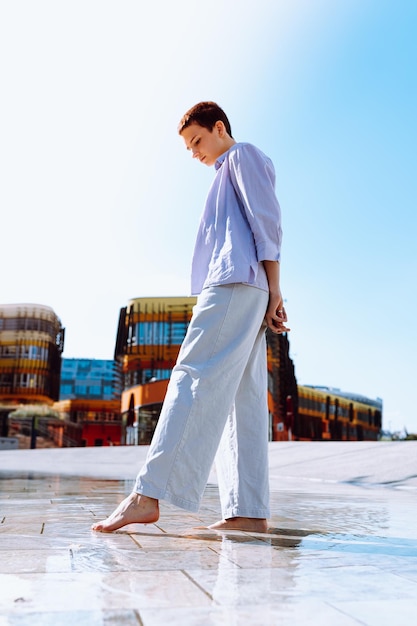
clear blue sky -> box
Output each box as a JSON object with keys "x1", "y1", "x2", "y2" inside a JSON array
[{"x1": 1, "y1": 1, "x2": 416, "y2": 434}]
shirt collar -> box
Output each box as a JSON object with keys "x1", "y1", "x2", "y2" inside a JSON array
[
  {"x1": 215, "y1": 152, "x2": 227, "y2": 171},
  {"x1": 215, "y1": 143, "x2": 238, "y2": 170}
]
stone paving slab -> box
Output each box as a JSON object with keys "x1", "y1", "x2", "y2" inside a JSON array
[{"x1": 0, "y1": 442, "x2": 416, "y2": 625}]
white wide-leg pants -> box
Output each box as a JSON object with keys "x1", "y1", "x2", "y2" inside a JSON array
[{"x1": 134, "y1": 283, "x2": 270, "y2": 519}]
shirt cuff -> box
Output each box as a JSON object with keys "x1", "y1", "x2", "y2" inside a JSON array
[{"x1": 256, "y1": 241, "x2": 281, "y2": 262}]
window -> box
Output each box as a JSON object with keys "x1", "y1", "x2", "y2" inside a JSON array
[
  {"x1": 0, "y1": 346, "x2": 17, "y2": 358},
  {"x1": 134, "y1": 321, "x2": 188, "y2": 346},
  {"x1": 0, "y1": 373, "x2": 12, "y2": 387},
  {"x1": 20, "y1": 345, "x2": 30, "y2": 358},
  {"x1": 14, "y1": 373, "x2": 37, "y2": 388},
  {"x1": 142, "y1": 369, "x2": 171, "y2": 383},
  {"x1": 103, "y1": 385, "x2": 113, "y2": 396}
]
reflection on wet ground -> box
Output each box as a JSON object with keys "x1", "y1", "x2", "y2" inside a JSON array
[{"x1": 1, "y1": 472, "x2": 417, "y2": 625}]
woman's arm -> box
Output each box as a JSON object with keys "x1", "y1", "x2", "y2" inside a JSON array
[{"x1": 263, "y1": 260, "x2": 289, "y2": 334}]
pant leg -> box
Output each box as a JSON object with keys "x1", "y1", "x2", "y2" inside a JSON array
[
  {"x1": 134, "y1": 283, "x2": 269, "y2": 512},
  {"x1": 215, "y1": 325, "x2": 270, "y2": 519}
]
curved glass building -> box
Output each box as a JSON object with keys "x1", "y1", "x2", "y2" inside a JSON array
[{"x1": 0, "y1": 303, "x2": 65, "y2": 404}]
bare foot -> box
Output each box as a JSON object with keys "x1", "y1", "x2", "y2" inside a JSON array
[
  {"x1": 208, "y1": 517, "x2": 268, "y2": 533},
  {"x1": 91, "y1": 492, "x2": 159, "y2": 532}
]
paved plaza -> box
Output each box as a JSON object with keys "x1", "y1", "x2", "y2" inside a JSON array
[{"x1": 0, "y1": 441, "x2": 416, "y2": 625}]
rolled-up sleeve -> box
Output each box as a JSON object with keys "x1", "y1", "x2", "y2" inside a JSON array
[{"x1": 228, "y1": 144, "x2": 282, "y2": 262}]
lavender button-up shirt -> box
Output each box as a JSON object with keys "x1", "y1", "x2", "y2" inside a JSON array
[{"x1": 190, "y1": 142, "x2": 282, "y2": 295}]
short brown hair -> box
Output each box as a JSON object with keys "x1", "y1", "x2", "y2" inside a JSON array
[{"x1": 178, "y1": 101, "x2": 233, "y2": 137}]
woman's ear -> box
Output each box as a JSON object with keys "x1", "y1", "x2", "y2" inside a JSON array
[{"x1": 215, "y1": 120, "x2": 226, "y2": 137}]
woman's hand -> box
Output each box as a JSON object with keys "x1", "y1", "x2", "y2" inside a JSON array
[
  {"x1": 265, "y1": 292, "x2": 290, "y2": 334},
  {"x1": 262, "y1": 261, "x2": 290, "y2": 334}
]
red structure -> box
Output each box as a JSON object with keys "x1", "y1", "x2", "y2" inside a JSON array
[{"x1": 52, "y1": 399, "x2": 121, "y2": 447}]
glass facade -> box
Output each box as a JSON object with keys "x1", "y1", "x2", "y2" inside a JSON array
[
  {"x1": 131, "y1": 321, "x2": 189, "y2": 347},
  {"x1": 116, "y1": 297, "x2": 197, "y2": 390},
  {"x1": 59, "y1": 358, "x2": 122, "y2": 401}
]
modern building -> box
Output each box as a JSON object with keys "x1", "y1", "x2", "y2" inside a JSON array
[
  {"x1": 114, "y1": 295, "x2": 382, "y2": 443},
  {"x1": 0, "y1": 302, "x2": 65, "y2": 447},
  {"x1": 59, "y1": 358, "x2": 122, "y2": 401},
  {"x1": 296, "y1": 385, "x2": 383, "y2": 441},
  {"x1": 52, "y1": 398, "x2": 122, "y2": 447},
  {"x1": 1, "y1": 298, "x2": 382, "y2": 447},
  {"x1": 114, "y1": 296, "x2": 298, "y2": 444},
  {"x1": 0, "y1": 303, "x2": 64, "y2": 405},
  {"x1": 266, "y1": 329, "x2": 299, "y2": 440},
  {"x1": 0, "y1": 305, "x2": 124, "y2": 448},
  {"x1": 115, "y1": 296, "x2": 197, "y2": 444},
  {"x1": 52, "y1": 358, "x2": 122, "y2": 447}
]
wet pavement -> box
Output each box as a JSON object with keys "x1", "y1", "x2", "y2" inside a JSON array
[{"x1": 0, "y1": 442, "x2": 417, "y2": 625}]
